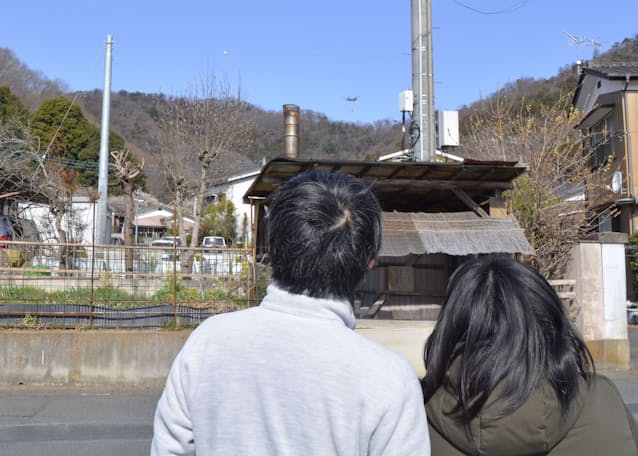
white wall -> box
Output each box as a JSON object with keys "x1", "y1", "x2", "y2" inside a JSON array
[
  {"x1": 21, "y1": 199, "x2": 102, "y2": 244},
  {"x1": 212, "y1": 173, "x2": 258, "y2": 244},
  {"x1": 601, "y1": 243, "x2": 628, "y2": 339},
  {"x1": 571, "y1": 239, "x2": 628, "y2": 341}
]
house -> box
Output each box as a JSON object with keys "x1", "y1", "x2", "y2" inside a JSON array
[
  {"x1": 21, "y1": 194, "x2": 114, "y2": 245},
  {"x1": 243, "y1": 157, "x2": 533, "y2": 320},
  {"x1": 131, "y1": 206, "x2": 195, "y2": 243},
  {"x1": 572, "y1": 61, "x2": 638, "y2": 234},
  {"x1": 207, "y1": 167, "x2": 261, "y2": 245}
]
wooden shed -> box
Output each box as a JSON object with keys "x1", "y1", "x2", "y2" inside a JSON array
[{"x1": 244, "y1": 157, "x2": 533, "y2": 320}]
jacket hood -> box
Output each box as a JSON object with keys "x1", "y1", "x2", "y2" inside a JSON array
[{"x1": 426, "y1": 367, "x2": 587, "y2": 455}]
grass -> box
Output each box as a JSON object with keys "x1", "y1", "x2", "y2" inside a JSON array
[{"x1": 0, "y1": 282, "x2": 254, "y2": 309}]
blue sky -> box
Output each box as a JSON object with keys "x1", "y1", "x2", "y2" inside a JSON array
[{"x1": 2, "y1": 1, "x2": 638, "y2": 124}]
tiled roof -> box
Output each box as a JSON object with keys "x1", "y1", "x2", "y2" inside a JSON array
[{"x1": 582, "y1": 62, "x2": 638, "y2": 78}]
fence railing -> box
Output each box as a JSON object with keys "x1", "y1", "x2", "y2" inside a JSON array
[
  {"x1": 548, "y1": 279, "x2": 578, "y2": 323},
  {"x1": 0, "y1": 240, "x2": 267, "y2": 329}
]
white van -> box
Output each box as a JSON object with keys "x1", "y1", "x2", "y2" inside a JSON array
[{"x1": 201, "y1": 236, "x2": 226, "y2": 248}]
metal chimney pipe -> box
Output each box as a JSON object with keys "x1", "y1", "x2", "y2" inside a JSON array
[{"x1": 283, "y1": 104, "x2": 300, "y2": 159}]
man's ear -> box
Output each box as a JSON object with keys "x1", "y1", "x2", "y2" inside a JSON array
[{"x1": 368, "y1": 258, "x2": 377, "y2": 270}]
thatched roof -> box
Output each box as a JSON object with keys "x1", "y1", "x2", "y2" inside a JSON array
[{"x1": 380, "y1": 211, "x2": 533, "y2": 257}]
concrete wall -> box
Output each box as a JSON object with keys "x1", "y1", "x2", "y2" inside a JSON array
[
  {"x1": 0, "y1": 321, "x2": 435, "y2": 386},
  {"x1": 0, "y1": 330, "x2": 190, "y2": 387},
  {"x1": 570, "y1": 236, "x2": 630, "y2": 369}
]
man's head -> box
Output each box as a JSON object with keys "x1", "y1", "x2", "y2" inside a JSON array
[{"x1": 268, "y1": 170, "x2": 382, "y2": 301}]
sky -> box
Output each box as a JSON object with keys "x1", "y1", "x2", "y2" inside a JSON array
[{"x1": 2, "y1": 1, "x2": 638, "y2": 125}]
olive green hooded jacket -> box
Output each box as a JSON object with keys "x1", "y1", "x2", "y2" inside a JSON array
[{"x1": 426, "y1": 374, "x2": 638, "y2": 455}]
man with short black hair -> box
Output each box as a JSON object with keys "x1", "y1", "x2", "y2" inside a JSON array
[{"x1": 151, "y1": 170, "x2": 430, "y2": 456}]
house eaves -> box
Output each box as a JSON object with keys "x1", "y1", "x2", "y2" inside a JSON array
[
  {"x1": 574, "y1": 61, "x2": 638, "y2": 108},
  {"x1": 576, "y1": 104, "x2": 614, "y2": 129}
]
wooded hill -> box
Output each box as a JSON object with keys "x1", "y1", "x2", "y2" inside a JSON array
[{"x1": 2, "y1": 33, "x2": 638, "y2": 197}]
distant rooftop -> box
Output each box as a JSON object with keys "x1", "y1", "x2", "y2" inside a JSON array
[{"x1": 580, "y1": 61, "x2": 638, "y2": 79}]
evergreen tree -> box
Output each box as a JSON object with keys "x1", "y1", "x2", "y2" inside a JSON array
[
  {"x1": 0, "y1": 86, "x2": 30, "y2": 141},
  {"x1": 200, "y1": 199, "x2": 237, "y2": 246},
  {"x1": 30, "y1": 96, "x2": 125, "y2": 189}
]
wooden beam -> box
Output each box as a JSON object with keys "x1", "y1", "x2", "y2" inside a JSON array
[
  {"x1": 451, "y1": 187, "x2": 489, "y2": 217},
  {"x1": 374, "y1": 178, "x2": 514, "y2": 190}
]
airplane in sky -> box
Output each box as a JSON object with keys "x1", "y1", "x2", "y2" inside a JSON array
[{"x1": 346, "y1": 96, "x2": 359, "y2": 102}]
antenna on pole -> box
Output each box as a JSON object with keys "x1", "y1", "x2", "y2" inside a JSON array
[
  {"x1": 96, "y1": 34, "x2": 113, "y2": 245},
  {"x1": 563, "y1": 31, "x2": 605, "y2": 59}
]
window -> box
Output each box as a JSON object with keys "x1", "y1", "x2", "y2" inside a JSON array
[{"x1": 589, "y1": 117, "x2": 614, "y2": 169}]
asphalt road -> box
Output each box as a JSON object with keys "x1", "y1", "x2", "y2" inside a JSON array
[
  {"x1": 2, "y1": 328, "x2": 638, "y2": 456},
  {"x1": 0, "y1": 386, "x2": 160, "y2": 456}
]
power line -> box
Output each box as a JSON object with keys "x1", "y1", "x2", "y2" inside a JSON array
[
  {"x1": 42, "y1": 91, "x2": 81, "y2": 161},
  {"x1": 452, "y1": 0, "x2": 529, "y2": 15}
]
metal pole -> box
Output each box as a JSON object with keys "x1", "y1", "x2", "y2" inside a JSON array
[
  {"x1": 425, "y1": 0, "x2": 435, "y2": 159},
  {"x1": 172, "y1": 203, "x2": 178, "y2": 328},
  {"x1": 134, "y1": 199, "x2": 139, "y2": 244},
  {"x1": 96, "y1": 35, "x2": 113, "y2": 245},
  {"x1": 90, "y1": 199, "x2": 96, "y2": 327},
  {"x1": 411, "y1": 0, "x2": 434, "y2": 162}
]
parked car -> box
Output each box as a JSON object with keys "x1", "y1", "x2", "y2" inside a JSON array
[
  {"x1": 0, "y1": 215, "x2": 40, "y2": 245},
  {"x1": 0, "y1": 216, "x2": 11, "y2": 245},
  {"x1": 151, "y1": 237, "x2": 181, "y2": 247},
  {"x1": 201, "y1": 236, "x2": 226, "y2": 248}
]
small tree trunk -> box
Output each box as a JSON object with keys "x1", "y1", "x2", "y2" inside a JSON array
[
  {"x1": 54, "y1": 210, "x2": 67, "y2": 272},
  {"x1": 123, "y1": 181, "x2": 134, "y2": 273}
]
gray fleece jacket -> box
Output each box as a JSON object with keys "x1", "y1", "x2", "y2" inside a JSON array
[{"x1": 151, "y1": 284, "x2": 430, "y2": 456}]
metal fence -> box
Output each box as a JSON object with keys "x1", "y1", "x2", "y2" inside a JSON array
[{"x1": 0, "y1": 240, "x2": 268, "y2": 329}]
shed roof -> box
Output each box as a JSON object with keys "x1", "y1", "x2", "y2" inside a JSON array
[
  {"x1": 380, "y1": 211, "x2": 533, "y2": 257},
  {"x1": 244, "y1": 157, "x2": 527, "y2": 212}
]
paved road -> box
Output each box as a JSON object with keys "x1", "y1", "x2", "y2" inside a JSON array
[
  {"x1": 606, "y1": 326, "x2": 638, "y2": 421},
  {"x1": 0, "y1": 386, "x2": 160, "y2": 456},
  {"x1": 2, "y1": 328, "x2": 638, "y2": 456}
]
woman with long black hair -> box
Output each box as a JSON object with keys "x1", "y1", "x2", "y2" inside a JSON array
[{"x1": 422, "y1": 255, "x2": 638, "y2": 455}]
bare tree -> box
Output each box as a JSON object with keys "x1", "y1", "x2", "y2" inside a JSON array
[
  {"x1": 1, "y1": 110, "x2": 85, "y2": 271},
  {"x1": 0, "y1": 48, "x2": 66, "y2": 110},
  {"x1": 0, "y1": 118, "x2": 50, "y2": 237},
  {"x1": 156, "y1": 71, "x2": 253, "y2": 272},
  {"x1": 461, "y1": 92, "x2": 606, "y2": 278},
  {"x1": 111, "y1": 148, "x2": 144, "y2": 272}
]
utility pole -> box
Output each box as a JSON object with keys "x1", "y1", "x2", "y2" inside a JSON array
[
  {"x1": 411, "y1": 0, "x2": 435, "y2": 162},
  {"x1": 96, "y1": 34, "x2": 113, "y2": 245}
]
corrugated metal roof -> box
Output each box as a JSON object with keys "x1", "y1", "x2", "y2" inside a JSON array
[
  {"x1": 380, "y1": 211, "x2": 533, "y2": 257},
  {"x1": 244, "y1": 157, "x2": 527, "y2": 212}
]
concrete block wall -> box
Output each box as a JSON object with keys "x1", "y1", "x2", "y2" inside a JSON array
[
  {"x1": 0, "y1": 321, "x2": 436, "y2": 386},
  {"x1": 0, "y1": 330, "x2": 190, "y2": 387}
]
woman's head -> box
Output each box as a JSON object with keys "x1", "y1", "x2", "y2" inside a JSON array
[{"x1": 422, "y1": 255, "x2": 593, "y2": 422}]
